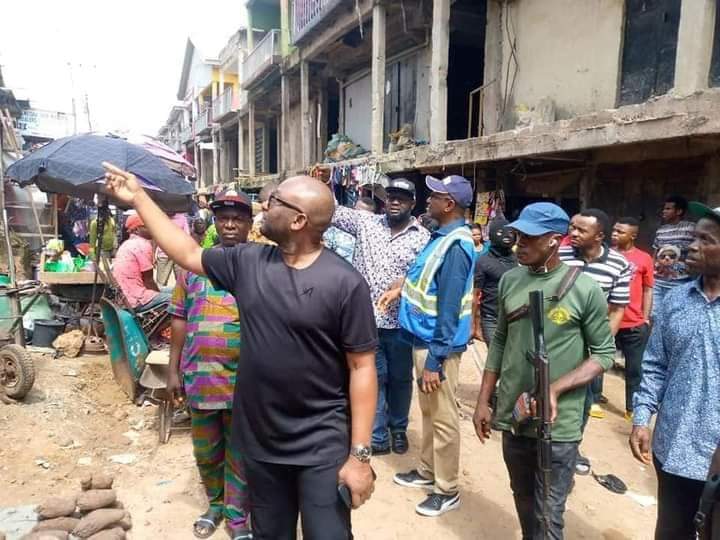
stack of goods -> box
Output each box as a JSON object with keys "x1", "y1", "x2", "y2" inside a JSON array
[{"x1": 21, "y1": 473, "x2": 132, "y2": 540}]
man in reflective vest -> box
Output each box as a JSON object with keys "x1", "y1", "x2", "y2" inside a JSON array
[{"x1": 393, "y1": 174, "x2": 476, "y2": 517}]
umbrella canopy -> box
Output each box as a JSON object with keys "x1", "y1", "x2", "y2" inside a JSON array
[
  {"x1": 123, "y1": 133, "x2": 196, "y2": 177},
  {"x1": 6, "y1": 134, "x2": 195, "y2": 212}
]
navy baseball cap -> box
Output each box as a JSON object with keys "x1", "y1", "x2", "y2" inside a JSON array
[
  {"x1": 509, "y1": 202, "x2": 569, "y2": 236},
  {"x1": 386, "y1": 178, "x2": 416, "y2": 198},
  {"x1": 426, "y1": 175, "x2": 473, "y2": 209}
]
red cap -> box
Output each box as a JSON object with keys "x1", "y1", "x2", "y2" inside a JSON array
[{"x1": 125, "y1": 214, "x2": 144, "y2": 231}]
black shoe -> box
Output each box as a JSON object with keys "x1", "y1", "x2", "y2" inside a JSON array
[
  {"x1": 393, "y1": 469, "x2": 434, "y2": 489},
  {"x1": 391, "y1": 432, "x2": 409, "y2": 454},
  {"x1": 415, "y1": 492, "x2": 460, "y2": 517},
  {"x1": 372, "y1": 443, "x2": 391, "y2": 456}
]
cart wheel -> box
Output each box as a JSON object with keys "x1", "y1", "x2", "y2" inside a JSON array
[
  {"x1": 0, "y1": 345, "x2": 35, "y2": 400},
  {"x1": 159, "y1": 399, "x2": 173, "y2": 444}
]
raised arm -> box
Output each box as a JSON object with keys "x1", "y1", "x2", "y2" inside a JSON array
[{"x1": 103, "y1": 163, "x2": 205, "y2": 275}]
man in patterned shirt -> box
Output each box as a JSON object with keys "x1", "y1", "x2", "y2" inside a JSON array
[
  {"x1": 331, "y1": 177, "x2": 430, "y2": 455},
  {"x1": 167, "y1": 191, "x2": 252, "y2": 540},
  {"x1": 630, "y1": 202, "x2": 720, "y2": 540}
]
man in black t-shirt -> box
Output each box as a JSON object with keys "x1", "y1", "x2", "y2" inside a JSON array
[
  {"x1": 102, "y1": 164, "x2": 378, "y2": 540},
  {"x1": 473, "y1": 218, "x2": 517, "y2": 343}
]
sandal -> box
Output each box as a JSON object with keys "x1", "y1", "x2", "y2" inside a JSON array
[
  {"x1": 575, "y1": 455, "x2": 591, "y2": 476},
  {"x1": 193, "y1": 511, "x2": 223, "y2": 539}
]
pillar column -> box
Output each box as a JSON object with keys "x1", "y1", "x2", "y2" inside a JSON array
[
  {"x1": 218, "y1": 127, "x2": 226, "y2": 182},
  {"x1": 430, "y1": 0, "x2": 450, "y2": 143},
  {"x1": 238, "y1": 114, "x2": 246, "y2": 172},
  {"x1": 674, "y1": 0, "x2": 716, "y2": 95},
  {"x1": 281, "y1": 73, "x2": 290, "y2": 172},
  {"x1": 371, "y1": 2, "x2": 387, "y2": 155},
  {"x1": 248, "y1": 102, "x2": 256, "y2": 178},
  {"x1": 301, "y1": 60, "x2": 312, "y2": 167}
]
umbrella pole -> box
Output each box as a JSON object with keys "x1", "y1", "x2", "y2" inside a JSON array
[
  {"x1": 85, "y1": 200, "x2": 107, "y2": 340},
  {"x1": 0, "y1": 121, "x2": 25, "y2": 346}
]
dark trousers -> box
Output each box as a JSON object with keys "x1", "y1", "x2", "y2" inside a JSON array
[
  {"x1": 372, "y1": 328, "x2": 413, "y2": 447},
  {"x1": 654, "y1": 455, "x2": 705, "y2": 540},
  {"x1": 615, "y1": 323, "x2": 650, "y2": 412},
  {"x1": 481, "y1": 316, "x2": 498, "y2": 344},
  {"x1": 244, "y1": 456, "x2": 351, "y2": 540},
  {"x1": 502, "y1": 432, "x2": 578, "y2": 540}
]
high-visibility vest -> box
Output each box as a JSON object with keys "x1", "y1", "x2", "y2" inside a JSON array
[{"x1": 399, "y1": 224, "x2": 475, "y2": 346}]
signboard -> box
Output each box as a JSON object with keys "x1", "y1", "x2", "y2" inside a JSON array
[{"x1": 17, "y1": 109, "x2": 75, "y2": 140}]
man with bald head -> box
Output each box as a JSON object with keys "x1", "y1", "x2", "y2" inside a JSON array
[{"x1": 102, "y1": 165, "x2": 378, "y2": 540}]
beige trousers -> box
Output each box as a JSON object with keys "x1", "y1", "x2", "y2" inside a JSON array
[{"x1": 413, "y1": 347, "x2": 461, "y2": 495}]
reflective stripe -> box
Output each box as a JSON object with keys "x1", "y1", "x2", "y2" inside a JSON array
[
  {"x1": 415, "y1": 228, "x2": 474, "y2": 292},
  {"x1": 403, "y1": 280, "x2": 473, "y2": 316}
]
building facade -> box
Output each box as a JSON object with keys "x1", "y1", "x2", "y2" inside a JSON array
[{"x1": 163, "y1": 0, "x2": 720, "y2": 247}]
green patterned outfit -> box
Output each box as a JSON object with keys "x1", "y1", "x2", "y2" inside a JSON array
[{"x1": 168, "y1": 271, "x2": 249, "y2": 530}]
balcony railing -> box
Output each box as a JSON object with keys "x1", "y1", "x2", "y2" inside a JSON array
[
  {"x1": 195, "y1": 106, "x2": 212, "y2": 133},
  {"x1": 241, "y1": 29, "x2": 281, "y2": 90},
  {"x1": 292, "y1": 0, "x2": 343, "y2": 43},
  {"x1": 213, "y1": 88, "x2": 236, "y2": 121}
]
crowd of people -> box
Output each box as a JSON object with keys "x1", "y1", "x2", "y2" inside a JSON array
[{"x1": 102, "y1": 160, "x2": 719, "y2": 540}]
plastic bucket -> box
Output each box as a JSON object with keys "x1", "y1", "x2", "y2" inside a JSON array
[{"x1": 32, "y1": 319, "x2": 66, "y2": 347}]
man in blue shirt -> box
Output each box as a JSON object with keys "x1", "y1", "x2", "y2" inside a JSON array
[
  {"x1": 392, "y1": 175, "x2": 475, "y2": 517},
  {"x1": 630, "y1": 201, "x2": 720, "y2": 540}
]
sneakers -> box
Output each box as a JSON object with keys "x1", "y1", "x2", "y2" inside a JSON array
[
  {"x1": 393, "y1": 470, "x2": 434, "y2": 489},
  {"x1": 590, "y1": 404, "x2": 605, "y2": 419},
  {"x1": 391, "y1": 432, "x2": 409, "y2": 454},
  {"x1": 415, "y1": 492, "x2": 460, "y2": 517}
]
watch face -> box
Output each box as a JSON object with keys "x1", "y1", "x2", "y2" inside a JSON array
[{"x1": 354, "y1": 445, "x2": 371, "y2": 460}]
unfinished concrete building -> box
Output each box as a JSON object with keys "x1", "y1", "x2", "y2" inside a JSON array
[{"x1": 193, "y1": 0, "x2": 720, "y2": 248}]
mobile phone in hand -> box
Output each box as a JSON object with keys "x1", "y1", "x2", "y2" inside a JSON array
[{"x1": 338, "y1": 467, "x2": 377, "y2": 509}]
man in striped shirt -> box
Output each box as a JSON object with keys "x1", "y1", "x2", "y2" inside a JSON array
[
  {"x1": 560, "y1": 209, "x2": 631, "y2": 418},
  {"x1": 651, "y1": 195, "x2": 695, "y2": 316}
]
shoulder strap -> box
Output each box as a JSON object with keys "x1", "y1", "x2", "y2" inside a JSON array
[{"x1": 506, "y1": 267, "x2": 582, "y2": 324}]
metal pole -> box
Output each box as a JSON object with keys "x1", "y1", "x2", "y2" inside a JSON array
[{"x1": 0, "y1": 118, "x2": 25, "y2": 345}]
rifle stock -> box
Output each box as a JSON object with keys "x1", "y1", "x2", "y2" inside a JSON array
[{"x1": 529, "y1": 290, "x2": 552, "y2": 538}]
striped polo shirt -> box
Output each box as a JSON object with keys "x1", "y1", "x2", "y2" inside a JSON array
[{"x1": 559, "y1": 245, "x2": 631, "y2": 305}]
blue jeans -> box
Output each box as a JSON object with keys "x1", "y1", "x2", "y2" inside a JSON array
[{"x1": 372, "y1": 328, "x2": 413, "y2": 447}]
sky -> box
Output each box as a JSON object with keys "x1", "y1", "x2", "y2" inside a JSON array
[{"x1": 0, "y1": 0, "x2": 245, "y2": 136}]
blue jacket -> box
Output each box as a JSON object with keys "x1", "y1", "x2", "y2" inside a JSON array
[{"x1": 399, "y1": 219, "x2": 475, "y2": 372}]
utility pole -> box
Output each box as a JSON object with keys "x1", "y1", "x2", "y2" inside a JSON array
[{"x1": 67, "y1": 62, "x2": 78, "y2": 134}]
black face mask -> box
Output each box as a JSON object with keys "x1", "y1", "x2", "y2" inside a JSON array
[{"x1": 490, "y1": 226, "x2": 516, "y2": 252}]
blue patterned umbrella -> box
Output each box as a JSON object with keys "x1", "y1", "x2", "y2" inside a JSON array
[{"x1": 6, "y1": 134, "x2": 195, "y2": 211}]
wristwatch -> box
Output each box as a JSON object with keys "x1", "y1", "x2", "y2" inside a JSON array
[{"x1": 350, "y1": 444, "x2": 372, "y2": 463}]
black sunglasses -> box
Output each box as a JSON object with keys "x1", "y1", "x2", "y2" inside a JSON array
[{"x1": 268, "y1": 192, "x2": 306, "y2": 214}]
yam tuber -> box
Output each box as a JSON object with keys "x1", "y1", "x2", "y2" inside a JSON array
[
  {"x1": 76, "y1": 490, "x2": 117, "y2": 512},
  {"x1": 36, "y1": 496, "x2": 77, "y2": 520},
  {"x1": 118, "y1": 511, "x2": 132, "y2": 531},
  {"x1": 86, "y1": 528, "x2": 126, "y2": 540},
  {"x1": 33, "y1": 517, "x2": 80, "y2": 532},
  {"x1": 72, "y1": 509, "x2": 125, "y2": 538}
]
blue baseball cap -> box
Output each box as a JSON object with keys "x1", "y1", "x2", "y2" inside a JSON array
[
  {"x1": 425, "y1": 175, "x2": 473, "y2": 208},
  {"x1": 509, "y1": 202, "x2": 569, "y2": 236}
]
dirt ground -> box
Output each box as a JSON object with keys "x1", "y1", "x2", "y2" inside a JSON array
[{"x1": 0, "y1": 348, "x2": 658, "y2": 539}]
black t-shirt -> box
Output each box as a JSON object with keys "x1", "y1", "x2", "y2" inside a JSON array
[
  {"x1": 202, "y1": 244, "x2": 378, "y2": 466},
  {"x1": 474, "y1": 248, "x2": 517, "y2": 321}
]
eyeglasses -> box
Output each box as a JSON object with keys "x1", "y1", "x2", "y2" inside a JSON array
[{"x1": 268, "y1": 192, "x2": 306, "y2": 214}]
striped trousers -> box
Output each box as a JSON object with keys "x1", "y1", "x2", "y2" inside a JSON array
[{"x1": 190, "y1": 408, "x2": 250, "y2": 529}]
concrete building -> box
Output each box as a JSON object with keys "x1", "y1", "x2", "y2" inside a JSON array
[{"x1": 168, "y1": 0, "x2": 720, "y2": 247}]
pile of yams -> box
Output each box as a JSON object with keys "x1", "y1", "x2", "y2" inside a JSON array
[{"x1": 8, "y1": 473, "x2": 132, "y2": 540}]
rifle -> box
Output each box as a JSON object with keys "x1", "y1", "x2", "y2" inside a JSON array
[
  {"x1": 696, "y1": 474, "x2": 720, "y2": 539},
  {"x1": 528, "y1": 290, "x2": 552, "y2": 539}
]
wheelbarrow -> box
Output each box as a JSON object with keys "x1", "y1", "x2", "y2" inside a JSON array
[
  {"x1": 139, "y1": 350, "x2": 188, "y2": 444},
  {"x1": 100, "y1": 297, "x2": 186, "y2": 443}
]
